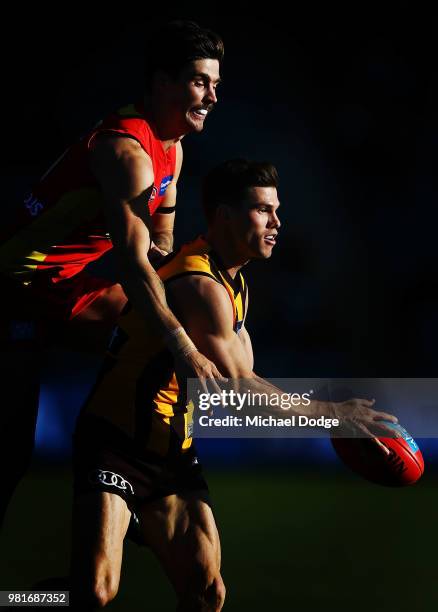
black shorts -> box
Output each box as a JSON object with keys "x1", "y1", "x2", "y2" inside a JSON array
[{"x1": 72, "y1": 415, "x2": 210, "y2": 545}]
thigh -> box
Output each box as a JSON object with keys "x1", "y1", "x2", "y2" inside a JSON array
[{"x1": 137, "y1": 492, "x2": 221, "y2": 597}]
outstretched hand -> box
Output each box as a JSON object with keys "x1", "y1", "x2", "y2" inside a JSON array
[{"x1": 331, "y1": 398, "x2": 399, "y2": 453}]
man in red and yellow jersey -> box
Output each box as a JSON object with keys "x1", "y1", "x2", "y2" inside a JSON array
[
  {"x1": 70, "y1": 159, "x2": 397, "y2": 611},
  {"x1": 0, "y1": 21, "x2": 225, "y2": 527}
]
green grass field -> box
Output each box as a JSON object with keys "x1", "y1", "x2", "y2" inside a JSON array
[{"x1": 1, "y1": 462, "x2": 437, "y2": 611}]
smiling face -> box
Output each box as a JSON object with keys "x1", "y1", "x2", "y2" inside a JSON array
[
  {"x1": 227, "y1": 186, "x2": 281, "y2": 260},
  {"x1": 161, "y1": 58, "x2": 221, "y2": 135}
]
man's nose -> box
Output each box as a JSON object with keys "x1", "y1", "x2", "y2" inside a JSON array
[
  {"x1": 204, "y1": 84, "x2": 217, "y2": 105},
  {"x1": 270, "y1": 212, "x2": 281, "y2": 229}
]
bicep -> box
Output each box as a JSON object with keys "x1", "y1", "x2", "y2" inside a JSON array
[
  {"x1": 89, "y1": 136, "x2": 155, "y2": 264},
  {"x1": 167, "y1": 276, "x2": 253, "y2": 378}
]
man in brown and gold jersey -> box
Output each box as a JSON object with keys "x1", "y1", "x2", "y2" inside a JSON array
[{"x1": 71, "y1": 159, "x2": 397, "y2": 611}]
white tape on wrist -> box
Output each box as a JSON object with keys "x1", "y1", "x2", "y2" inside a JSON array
[{"x1": 165, "y1": 327, "x2": 197, "y2": 357}]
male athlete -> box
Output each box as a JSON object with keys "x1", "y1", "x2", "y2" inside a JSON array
[
  {"x1": 0, "y1": 21, "x2": 224, "y2": 527},
  {"x1": 71, "y1": 159, "x2": 397, "y2": 610}
]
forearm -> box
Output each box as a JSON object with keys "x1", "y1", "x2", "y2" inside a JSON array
[
  {"x1": 118, "y1": 256, "x2": 195, "y2": 355},
  {"x1": 239, "y1": 374, "x2": 332, "y2": 419}
]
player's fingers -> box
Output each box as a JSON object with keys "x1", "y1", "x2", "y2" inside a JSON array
[
  {"x1": 206, "y1": 376, "x2": 223, "y2": 396},
  {"x1": 355, "y1": 421, "x2": 391, "y2": 455},
  {"x1": 211, "y1": 365, "x2": 228, "y2": 383},
  {"x1": 372, "y1": 411, "x2": 398, "y2": 423},
  {"x1": 373, "y1": 421, "x2": 401, "y2": 438},
  {"x1": 360, "y1": 398, "x2": 376, "y2": 407},
  {"x1": 197, "y1": 376, "x2": 208, "y2": 395},
  {"x1": 371, "y1": 437, "x2": 391, "y2": 456},
  {"x1": 352, "y1": 421, "x2": 371, "y2": 437}
]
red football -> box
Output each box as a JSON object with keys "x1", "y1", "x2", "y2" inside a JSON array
[{"x1": 331, "y1": 422, "x2": 424, "y2": 486}]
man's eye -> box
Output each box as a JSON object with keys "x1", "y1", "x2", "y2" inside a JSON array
[{"x1": 258, "y1": 208, "x2": 268, "y2": 213}]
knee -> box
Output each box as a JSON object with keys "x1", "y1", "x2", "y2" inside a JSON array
[
  {"x1": 208, "y1": 574, "x2": 226, "y2": 611},
  {"x1": 91, "y1": 577, "x2": 119, "y2": 609},
  {"x1": 73, "y1": 576, "x2": 119, "y2": 609},
  {"x1": 182, "y1": 565, "x2": 226, "y2": 611}
]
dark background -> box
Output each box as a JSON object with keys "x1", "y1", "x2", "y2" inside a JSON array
[
  {"x1": 2, "y1": 7, "x2": 438, "y2": 610},
  {"x1": 4, "y1": 8, "x2": 438, "y2": 377}
]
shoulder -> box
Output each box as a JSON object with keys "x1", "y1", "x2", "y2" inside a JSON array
[
  {"x1": 89, "y1": 133, "x2": 146, "y2": 159},
  {"x1": 167, "y1": 274, "x2": 234, "y2": 331},
  {"x1": 174, "y1": 273, "x2": 227, "y2": 299},
  {"x1": 99, "y1": 103, "x2": 147, "y2": 135},
  {"x1": 159, "y1": 250, "x2": 210, "y2": 278},
  {"x1": 88, "y1": 135, "x2": 153, "y2": 182}
]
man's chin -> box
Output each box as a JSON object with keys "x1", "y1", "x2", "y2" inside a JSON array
[
  {"x1": 189, "y1": 122, "x2": 205, "y2": 133},
  {"x1": 186, "y1": 114, "x2": 206, "y2": 133},
  {"x1": 252, "y1": 249, "x2": 272, "y2": 260}
]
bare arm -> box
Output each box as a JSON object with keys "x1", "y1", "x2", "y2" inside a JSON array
[
  {"x1": 149, "y1": 142, "x2": 183, "y2": 254},
  {"x1": 168, "y1": 275, "x2": 253, "y2": 378},
  {"x1": 89, "y1": 135, "x2": 180, "y2": 333},
  {"x1": 168, "y1": 275, "x2": 398, "y2": 438},
  {"x1": 238, "y1": 325, "x2": 254, "y2": 371},
  {"x1": 88, "y1": 135, "x2": 224, "y2": 387}
]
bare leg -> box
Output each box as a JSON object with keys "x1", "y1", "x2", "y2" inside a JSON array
[
  {"x1": 138, "y1": 492, "x2": 225, "y2": 612},
  {"x1": 70, "y1": 492, "x2": 131, "y2": 610}
]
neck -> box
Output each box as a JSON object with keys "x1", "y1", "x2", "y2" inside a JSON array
[
  {"x1": 143, "y1": 95, "x2": 185, "y2": 151},
  {"x1": 204, "y1": 230, "x2": 249, "y2": 279}
]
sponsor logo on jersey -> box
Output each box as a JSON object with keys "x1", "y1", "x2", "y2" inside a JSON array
[
  {"x1": 148, "y1": 186, "x2": 158, "y2": 203},
  {"x1": 24, "y1": 193, "x2": 44, "y2": 217},
  {"x1": 187, "y1": 421, "x2": 194, "y2": 439},
  {"x1": 159, "y1": 175, "x2": 173, "y2": 196}
]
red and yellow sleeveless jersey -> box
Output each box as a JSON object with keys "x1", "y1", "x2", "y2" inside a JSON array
[
  {"x1": 0, "y1": 102, "x2": 176, "y2": 285},
  {"x1": 80, "y1": 236, "x2": 248, "y2": 458}
]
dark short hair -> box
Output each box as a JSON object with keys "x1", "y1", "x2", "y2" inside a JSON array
[
  {"x1": 202, "y1": 159, "x2": 279, "y2": 223},
  {"x1": 145, "y1": 21, "x2": 224, "y2": 90}
]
